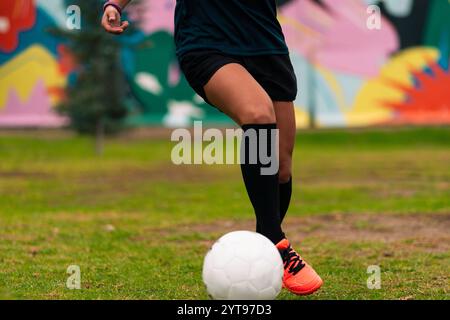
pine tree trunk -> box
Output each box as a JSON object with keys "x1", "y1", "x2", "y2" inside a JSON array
[
  {"x1": 95, "y1": 118, "x2": 105, "y2": 156},
  {"x1": 306, "y1": 47, "x2": 317, "y2": 129}
]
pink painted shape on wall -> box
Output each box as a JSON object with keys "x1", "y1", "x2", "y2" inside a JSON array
[
  {"x1": 127, "y1": 0, "x2": 175, "y2": 34},
  {"x1": 0, "y1": 80, "x2": 68, "y2": 127},
  {"x1": 280, "y1": 0, "x2": 399, "y2": 77}
]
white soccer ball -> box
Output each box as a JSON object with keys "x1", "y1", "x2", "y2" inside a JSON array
[{"x1": 202, "y1": 231, "x2": 284, "y2": 300}]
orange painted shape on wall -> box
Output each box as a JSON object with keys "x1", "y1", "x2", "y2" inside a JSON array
[
  {"x1": 385, "y1": 61, "x2": 450, "y2": 125},
  {"x1": 57, "y1": 45, "x2": 78, "y2": 75}
]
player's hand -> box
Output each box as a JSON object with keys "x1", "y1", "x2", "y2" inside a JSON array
[{"x1": 101, "y1": 5, "x2": 129, "y2": 34}]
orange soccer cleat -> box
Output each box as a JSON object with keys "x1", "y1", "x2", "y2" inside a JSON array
[{"x1": 276, "y1": 239, "x2": 323, "y2": 296}]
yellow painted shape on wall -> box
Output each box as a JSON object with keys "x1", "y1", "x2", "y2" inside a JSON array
[
  {"x1": 293, "y1": 105, "x2": 310, "y2": 128},
  {"x1": 348, "y1": 47, "x2": 439, "y2": 126},
  {"x1": 0, "y1": 45, "x2": 66, "y2": 109}
]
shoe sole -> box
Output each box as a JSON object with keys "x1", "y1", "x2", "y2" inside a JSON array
[{"x1": 285, "y1": 277, "x2": 323, "y2": 296}]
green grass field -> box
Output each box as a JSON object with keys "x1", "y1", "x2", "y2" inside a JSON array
[{"x1": 0, "y1": 127, "x2": 449, "y2": 300}]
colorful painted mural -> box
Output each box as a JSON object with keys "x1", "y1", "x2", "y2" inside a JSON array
[
  {"x1": 280, "y1": 0, "x2": 450, "y2": 127},
  {"x1": 0, "y1": 0, "x2": 449, "y2": 128},
  {"x1": 0, "y1": 0, "x2": 70, "y2": 127}
]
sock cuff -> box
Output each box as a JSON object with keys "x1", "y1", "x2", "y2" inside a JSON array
[{"x1": 241, "y1": 123, "x2": 277, "y2": 131}]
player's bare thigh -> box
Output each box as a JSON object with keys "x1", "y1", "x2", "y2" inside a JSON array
[{"x1": 203, "y1": 63, "x2": 276, "y2": 126}]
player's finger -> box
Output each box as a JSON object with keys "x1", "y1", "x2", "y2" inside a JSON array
[
  {"x1": 120, "y1": 21, "x2": 129, "y2": 30},
  {"x1": 102, "y1": 18, "x2": 124, "y2": 34},
  {"x1": 107, "y1": 11, "x2": 118, "y2": 24}
]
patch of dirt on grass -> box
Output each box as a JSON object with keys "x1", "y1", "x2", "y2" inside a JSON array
[
  {"x1": 53, "y1": 164, "x2": 228, "y2": 207},
  {"x1": 0, "y1": 171, "x2": 51, "y2": 179},
  {"x1": 286, "y1": 214, "x2": 450, "y2": 253},
  {"x1": 143, "y1": 214, "x2": 450, "y2": 253},
  {"x1": 77, "y1": 163, "x2": 231, "y2": 189},
  {"x1": 131, "y1": 164, "x2": 230, "y2": 183}
]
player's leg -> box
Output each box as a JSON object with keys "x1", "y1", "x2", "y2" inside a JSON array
[
  {"x1": 256, "y1": 101, "x2": 295, "y2": 233},
  {"x1": 240, "y1": 53, "x2": 322, "y2": 295},
  {"x1": 203, "y1": 63, "x2": 284, "y2": 244},
  {"x1": 241, "y1": 54, "x2": 297, "y2": 228},
  {"x1": 272, "y1": 102, "x2": 323, "y2": 295},
  {"x1": 274, "y1": 101, "x2": 296, "y2": 223}
]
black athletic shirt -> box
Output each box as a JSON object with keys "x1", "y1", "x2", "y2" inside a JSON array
[{"x1": 174, "y1": 0, "x2": 289, "y2": 61}]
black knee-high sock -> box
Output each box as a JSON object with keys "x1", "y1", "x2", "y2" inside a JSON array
[
  {"x1": 240, "y1": 123, "x2": 284, "y2": 244},
  {"x1": 257, "y1": 177, "x2": 292, "y2": 233},
  {"x1": 279, "y1": 177, "x2": 292, "y2": 223}
]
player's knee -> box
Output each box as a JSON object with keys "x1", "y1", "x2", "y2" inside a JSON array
[{"x1": 239, "y1": 100, "x2": 275, "y2": 125}]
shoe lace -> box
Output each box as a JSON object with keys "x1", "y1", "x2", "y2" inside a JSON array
[{"x1": 281, "y1": 246, "x2": 306, "y2": 275}]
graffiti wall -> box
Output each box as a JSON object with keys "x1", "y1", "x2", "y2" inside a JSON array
[
  {"x1": 0, "y1": 0, "x2": 449, "y2": 128},
  {"x1": 0, "y1": 0, "x2": 72, "y2": 127},
  {"x1": 281, "y1": 0, "x2": 450, "y2": 127}
]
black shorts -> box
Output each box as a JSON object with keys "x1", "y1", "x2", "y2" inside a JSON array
[{"x1": 178, "y1": 50, "x2": 298, "y2": 106}]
